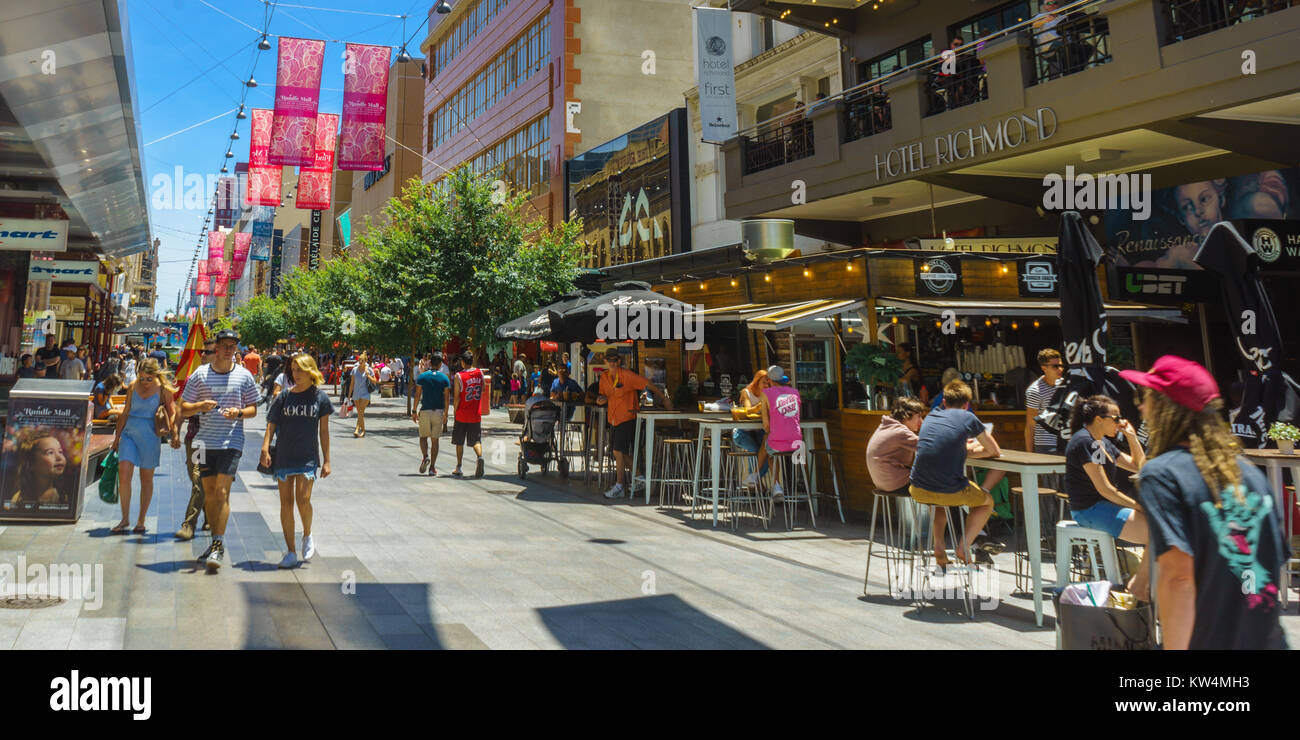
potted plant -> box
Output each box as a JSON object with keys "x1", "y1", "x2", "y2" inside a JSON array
[
  {"x1": 845, "y1": 342, "x2": 904, "y2": 410},
  {"x1": 1268, "y1": 422, "x2": 1300, "y2": 454},
  {"x1": 803, "y1": 384, "x2": 825, "y2": 419}
]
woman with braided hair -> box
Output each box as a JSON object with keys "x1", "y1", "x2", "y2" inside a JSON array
[{"x1": 1122, "y1": 356, "x2": 1289, "y2": 649}]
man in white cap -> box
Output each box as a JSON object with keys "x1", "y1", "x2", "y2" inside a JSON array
[{"x1": 59, "y1": 344, "x2": 86, "y2": 380}]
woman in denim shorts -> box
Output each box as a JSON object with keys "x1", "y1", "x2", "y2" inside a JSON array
[{"x1": 262, "y1": 354, "x2": 334, "y2": 569}]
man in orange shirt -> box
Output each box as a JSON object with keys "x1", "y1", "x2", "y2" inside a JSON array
[
  {"x1": 596, "y1": 350, "x2": 671, "y2": 499},
  {"x1": 242, "y1": 345, "x2": 262, "y2": 379}
]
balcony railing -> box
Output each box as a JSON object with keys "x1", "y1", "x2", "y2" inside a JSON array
[
  {"x1": 742, "y1": 117, "x2": 814, "y2": 174},
  {"x1": 1161, "y1": 0, "x2": 1296, "y2": 44},
  {"x1": 843, "y1": 88, "x2": 892, "y2": 143},
  {"x1": 924, "y1": 56, "x2": 988, "y2": 117},
  {"x1": 1030, "y1": 10, "x2": 1112, "y2": 84}
]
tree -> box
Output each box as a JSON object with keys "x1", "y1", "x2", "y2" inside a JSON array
[
  {"x1": 233, "y1": 295, "x2": 287, "y2": 348},
  {"x1": 279, "y1": 256, "x2": 369, "y2": 352}
]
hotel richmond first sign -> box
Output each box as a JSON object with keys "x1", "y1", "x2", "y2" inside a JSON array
[{"x1": 873, "y1": 107, "x2": 1058, "y2": 182}]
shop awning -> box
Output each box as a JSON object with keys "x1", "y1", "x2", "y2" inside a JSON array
[
  {"x1": 875, "y1": 297, "x2": 1186, "y2": 322},
  {"x1": 693, "y1": 298, "x2": 867, "y2": 330}
]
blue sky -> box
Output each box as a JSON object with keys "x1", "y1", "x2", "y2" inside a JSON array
[{"x1": 131, "y1": 0, "x2": 428, "y2": 316}]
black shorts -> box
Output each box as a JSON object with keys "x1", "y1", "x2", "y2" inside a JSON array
[
  {"x1": 198, "y1": 448, "x2": 242, "y2": 478},
  {"x1": 452, "y1": 420, "x2": 482, "y2": 446},
  {"x1": 610, "y1": 419, "x2": 637, "y2": 455}
]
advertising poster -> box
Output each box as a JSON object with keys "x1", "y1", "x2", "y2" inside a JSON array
[
  {"x1": 340, "y1": 43, "x2": 391, "y2": 171},
  {"x1": 0, "y1": 394, "x2": 91, "y2": 521},
  {"x1": 247, "y1": 109, "x2": 283, "y2": 207},
  {"x1": 269, "y1": 37, "x2": 326, "y2": 167},
  {"x1": 1105, "y1": 167, "x2": 1299, "y2": 269},
  {"x1": 250, "y1": 206, "x2": 274, "y2": 261},
  {"x1": 297, "y1": 112, "x2": 339, "y2": 210}
]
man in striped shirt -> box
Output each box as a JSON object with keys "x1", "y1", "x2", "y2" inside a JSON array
[
  {"x1": 1024, "y1": 348, "x2": 1065, "y2": 453},
  {"x1": 180, "y1": 329, "x2": 260, "y2": 571}
]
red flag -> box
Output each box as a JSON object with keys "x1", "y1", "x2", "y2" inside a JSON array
[
  {"x1": 208, "y1": 231, "x2": 225, "y2": 261},
  {"x1": 340, "y1": 43, "x2": 391, "y2": 171},
  {"x1": 246, "y1": 109, "x2": 282, "y2": 207}
]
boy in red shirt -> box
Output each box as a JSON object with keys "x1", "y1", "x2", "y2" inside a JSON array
[{"x1": 452, "y1": 349, "x2": 486, "y2": 478}]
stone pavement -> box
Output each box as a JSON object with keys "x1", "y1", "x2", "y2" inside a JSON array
[{"x1": 2, "y1": 391, "x2": 1297, "y2": 650}]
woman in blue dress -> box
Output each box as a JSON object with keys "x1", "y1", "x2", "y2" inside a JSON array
[
  {"x1": 350, "y1": 352, "x2": 378, "y2": 438},
  {"x1": 110, "y1": 358, "x2": 178, "y2": 534}
]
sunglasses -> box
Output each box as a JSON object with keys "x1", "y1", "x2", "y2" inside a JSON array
[
  {"x1": 1107, "y1": 415, "x2": 1122, "y2": 422},
  {"x1": 1046, "y1": 363, "x2": 1064, "y2": 369}
]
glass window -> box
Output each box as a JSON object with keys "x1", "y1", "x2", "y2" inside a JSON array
[{"x1": 859, "y1": 36, "x2": 934, "y2": 83}]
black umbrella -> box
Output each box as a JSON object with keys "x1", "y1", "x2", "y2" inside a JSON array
[
  {"x1": 120, "y1": 318, "x2": 168, "y2": 335},
  {"x1": 547, "y1": 281, "x2": 697, "y2": 344},
  {"x1": 1037, "y1": 212, "x2": 1141, "y2": 447},
  {"x1": 1194, "y1": 221, "x2": 1298, "y2": 447},
  {"x1": 495, "y1": 290, "x2": 599, "y2": 342}
]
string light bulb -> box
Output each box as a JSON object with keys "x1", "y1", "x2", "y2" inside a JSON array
[{"x1": 1033, "y1": 320, "x2": 1041, "y2": 328}]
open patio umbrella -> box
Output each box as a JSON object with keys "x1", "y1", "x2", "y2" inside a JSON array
[
  {"x1": 1194, "y1": 221, "x2": 1299, "y2": 447},
  {"x1": 1036, "y1": 211, "x2": 1141, "y2": 447},
  {"x1": 495, "y1": 290, "x2": 600, "y2": 342},
  {"x1": 546, "y1": 281, "x2": 697, "y2": 344},
  {"x1": 120, "y1": 318, "x2": 168, "y2": 335}
]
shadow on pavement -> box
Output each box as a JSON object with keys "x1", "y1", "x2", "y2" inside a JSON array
[{"x1": 536, "y1": 594, "x2": 770, "y2": 649}]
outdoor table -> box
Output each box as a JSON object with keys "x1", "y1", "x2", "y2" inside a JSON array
[
  {"x1": 966, "y1": 449, "x2": 1066, "y2": 627},
  {"x1": 552, "y1": 399, "x2": 588, "y2": 474},
  {"x1": 689, "y1": 417, "x2": 764, "y2": 527},
  {"x1": 1241, "y1": 449, "x2": 1299, "y2": 608},
  {"x1": 630, "y1": 409, "x2": 731, "y2": 504}
]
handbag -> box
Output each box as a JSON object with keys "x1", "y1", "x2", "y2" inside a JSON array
[
  {"x1": 98, "y1": 452, "x2": 119, "y2": 504},
  {"x1": 153, "y1": 404, "x2": 171, "y2": 441},
  {"x1": 257, "y1": 445, "x2": 276, "y2": 475},
  {"x1": 366, "y1": 374, "x2": 378, "y2": 395},
  {"x1": 1054, "y1": 591, "x2": 1155, "y2": 650}
]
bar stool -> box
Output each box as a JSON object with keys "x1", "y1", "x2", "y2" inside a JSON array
[
  {"x1": 1055, "y1": 521, "x2": 1122, "y2": 588},
  {"x1": 808, "y1": 449, "x2": 847, "y2": 524},
  {"x1": 764, "y1": 450, "x2": 815, "y2": 530},
  {"x1": 689, "y1": 438, "x2": 730, "y2": 520},
  {"x1": 862, "y1": 486, "x2": 914, "y2": 596},
  {"x1": 915, "y1": 501, "x2": 976, "y2": 619},
  {"x1": 1010, "y1": 486, "x2": 1067, "y2": 593},
  {"x1": 656, "y1": 439, "x2": 696, "y2": 509},
  {"x1": 722, "y1": 449, "x2": 768, "y2": 529}
]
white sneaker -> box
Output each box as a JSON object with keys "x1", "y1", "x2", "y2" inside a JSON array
[
  {"x1": 603, "y1": 482, "x2": 625, "y2": 499},
  {"x1": 302, "y1": 535, "x2": 315, "y2": 561},
  {"x1": 771, "y1": 482, "x2": 785, "y2": 501},
  {"x1": 741, "y1": 471, "x2": 759, "y2": 487},
  {"x1": 278, "y1": 551, "x2": 299, "y2": 569}
]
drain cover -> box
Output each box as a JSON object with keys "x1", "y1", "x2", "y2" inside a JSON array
[{"x1": 1, "y1": 596, "x2": 65, "y2": 609}]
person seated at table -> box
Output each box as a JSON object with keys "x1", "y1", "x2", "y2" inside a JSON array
[
  {"x1": 1064, "y1": 394, "x2": 1151, "y2": 600},
  {"x1": 550, "y1": 366, "x2": 584, "y2": 421},
  {"x1": 867, "y1": 398, "x2": 927, "y2": 494},
  {"x1": 735, "y1": 370, "x2": 773, "y2": 485},
  {"x1": 93, "y1": 375, "x2": 125, "y2": 421},
  {"x1": 909, "y1": 379, "x2": 1000, "y2": 566},
  {"x1": 757, "y1": 366, "x2": 802, "y2": 501}
]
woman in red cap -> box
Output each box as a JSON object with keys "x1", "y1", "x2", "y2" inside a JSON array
[{"x1": 1122, "y1": 355, "x2": 1289, "y2": 649}]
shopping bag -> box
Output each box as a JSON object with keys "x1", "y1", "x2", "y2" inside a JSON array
[
  {"x1": 98, "y1": 452, "x2": 119, "y2": 505},
  {"x1": 973, "y1": 468, "x2": 1013, "y2": 519},
  {"x1": 1054, "y1": 591, "x2": 1155, "y2": 650}
]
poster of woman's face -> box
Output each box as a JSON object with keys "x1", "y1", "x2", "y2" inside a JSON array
[
  {"x1": 0, "y1": 397, "x2": 90, "y2": 519},
  {"x1": 1106, "y1": 167, "x2": 1297, "y2": 270}
]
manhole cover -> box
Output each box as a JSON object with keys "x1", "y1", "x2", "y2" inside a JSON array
[{"x1": 1, "y1": 596, "x2": 65, "y2": 609}]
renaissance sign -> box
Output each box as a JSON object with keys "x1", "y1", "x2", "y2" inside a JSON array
[{"x1": 873, "y1": 107, "x2": 1058, "y2": 181}]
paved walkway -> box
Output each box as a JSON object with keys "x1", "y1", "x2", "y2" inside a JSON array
[{"x1": 2, "y1": 391, "x2": 1296, "y2": 649}]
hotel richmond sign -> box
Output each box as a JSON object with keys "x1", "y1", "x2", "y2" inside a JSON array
[{"x1": 873, "y1": 107, "x2": 1058, "y2": 182}]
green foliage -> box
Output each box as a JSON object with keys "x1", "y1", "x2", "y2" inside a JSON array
[
  {"x1": 233, "y1": 295, "x2": 287, "y2": 349},
  {"x1": 1268, "y1": 422, "x2": 1300, "y2": 442},
  {"x1": 846, "y1": 342, "x2": 904, "y2": 389}
]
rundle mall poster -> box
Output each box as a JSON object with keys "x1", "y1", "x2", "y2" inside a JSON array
[
  {"x1": 567, "y1": 109, "x2": 690, "y2": 269},
  {"x1": 0, "y1": 394, "x2": 92, "y2": 520}
]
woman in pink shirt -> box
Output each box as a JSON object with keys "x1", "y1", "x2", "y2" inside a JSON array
[
  {"x1": 759, "y1": 365, "x2": 802, "y2": 501},
  {"x1": 866, "y1": 398, "x2": 927, "y2": 494}
]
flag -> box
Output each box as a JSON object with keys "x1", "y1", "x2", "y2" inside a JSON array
[
  {"x1": 297, "y1": 112, "x2": 338, "y2": 210},
  {"x1": 269, "y1": 37, "x2": 326, "y2": 167},
  {"x1": 176, "y1": 315, "x2": 209, "y2": 390}
]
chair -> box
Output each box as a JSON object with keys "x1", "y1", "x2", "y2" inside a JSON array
[
  {"x1": 656, "y1": 439, "x2": 696, "y2": 509},
  {"x1": 1055, "y1": 521, "x2": 1122, "y2": 588},
  {"x1": 913, "y1": 500, "x2": 976, "y2": 619},
  {"x1": 808, "y1": 448, "x2": 846, "y2": 524},
  {"x1": 862, "y1": 486, "x2": 913, "y2": 596},
  {"x1": 723, "y1": 450, "x2": 768, "y2": 529},
  {"x1": 1010, "y1": 486, "x2": 1067, "y2": 593},
  {"x1": 764, "y1": 450, "x2": 815, "y2": 530}
]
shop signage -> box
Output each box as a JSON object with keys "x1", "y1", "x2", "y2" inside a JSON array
[
  {"x1": 28, "y1": 260, "x2": 98, "y2": 284},
  {"x1": 1111, "y1": 266, "x2": 1216, "y2": 304},
  {"x1": 907, "y1": 237, "x2": 1056, "y2": 254},
  {"x1": 694, "y1": 7, "x2": 737, "y2": 143},
  {"x1": 362, "y1": 155, "x2": 392, "y2": 190},
  {"x1": 1017, "y1": 258, "x2": 1059, "y2": 297},
  {"x1": 0, "y1": 218, "x2": 70, "y2": 252},
  {"x1": 874, "y1": 107, "x2": 1057, "y2": 181},
  {"x1": 309, "y1": 210, "x2": 322, "y2": 269},
  {"x1": 1238, "y1": 219, "x2": 1300, "y2": 270},
  {"x1": 914, "y1": 256, "x2": 962, "y2": 297}
]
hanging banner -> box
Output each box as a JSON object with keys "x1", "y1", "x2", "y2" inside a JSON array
[
  {"x1": 213, "y1": 263, "x2": 229, "y2": 297},
  {"x1": 297, "y1": 112, "x2": 338, "y2": 210},
  {"x1": 247, "y1": 109, "x2": 282, "y2": 207},
  {"x1": 207, "y1": 231, "x2": 225, "y2": 262},
  {"x1": 195, "y1": 259, "x2": 211, "y2": 296},
  {"x1": 250, "y1": 206, "x2": 274, "y2": 261},
  {"x1": 270, "y1": 229, "x2": 284, "y2": 299},
  {"x1": 269, "y1": 37, "x2": 326, "y2": 167},
  {"x1": 232, "y1": 232, "x2": 251, "y2": 277},
  {"x1": 340, "y1": 43, "x2": 391, "y2": 171},
  {"x1": 693, "y1": 7, "x2": 737, "y2": 144}
]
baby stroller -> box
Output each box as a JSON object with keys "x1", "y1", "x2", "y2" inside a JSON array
[{"x1": 517, "y1": 399, "x2": 567, "y2": 478}]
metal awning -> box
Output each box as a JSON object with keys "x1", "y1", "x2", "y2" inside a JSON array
[
  {"x1": 875, "y1": 297, "x2": 1186, "y2": 322},
  {"x1": 693, "y1": 298, "x2": 867, "y2": 330}
]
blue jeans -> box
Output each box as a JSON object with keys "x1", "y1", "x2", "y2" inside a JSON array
[{"x1": 732, "y1": 428, "x2": 768, "y2": 476}]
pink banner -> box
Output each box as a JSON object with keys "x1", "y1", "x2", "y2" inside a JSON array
[
  {"x1": 246, "y1": 109, "x2": 282, "y2": 207},
  {"x1": 232, "y1": 232, "x2": 251, "y2": 277},
  {"x1": 207, "y1": 231, "x2": 225, "y2": 262},
  {"x1": 340, "y1": 43, "x2": 391, "y2": 171},
  {"x1": 269, "y1": 37, "x2": 326, "y2": 167},
  {"x1": 196, "y1": 260, "x2": 210, "y2": 296},
  {"x1": 297, "y1": 113, "x2": 338, "y2": 210}
]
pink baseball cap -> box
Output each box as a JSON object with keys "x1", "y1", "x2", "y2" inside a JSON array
[{"x1": 1118, "y1": 355, "x2": 1219, "y2": 412}]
